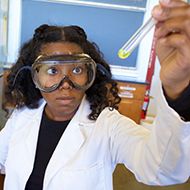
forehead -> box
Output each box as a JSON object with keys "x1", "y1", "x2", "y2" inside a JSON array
[{"x1": 40, "y1": 42, "x2": 84, "y2": 55}]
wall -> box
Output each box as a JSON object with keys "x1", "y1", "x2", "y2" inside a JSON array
[{"x1": 0, "y1": 0, "x2": 8, "y2": 128}]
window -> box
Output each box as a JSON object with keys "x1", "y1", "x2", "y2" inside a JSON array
[{"x1": 7, "y1": 0, "x2": 159, "y2": 81}]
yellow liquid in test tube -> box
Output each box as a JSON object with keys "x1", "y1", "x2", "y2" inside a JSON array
[{"x1": 118, "y1": 50, "x2": 131, "y2": 59}]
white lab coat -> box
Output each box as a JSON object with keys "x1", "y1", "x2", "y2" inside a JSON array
[{"x1": 0, "y1": 86, "x2": 190, "y2": 190}]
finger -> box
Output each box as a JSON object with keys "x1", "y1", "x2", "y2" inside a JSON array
[
  {"x1": 156, "y1": 16, "x2": 190, "y2": 39},
  {"x1": 159, "y1": 34, "x2": 190, "y2": 66},
  {"x1": 152, "y1": 2, "x2": 189, "y2": 21},
  {"x1": 159, "y1": 0, "x2": 187, "y2": 8}
]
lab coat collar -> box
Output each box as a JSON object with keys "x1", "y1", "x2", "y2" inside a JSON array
[{"x1": 21, "y1": 94, "x2": 95, "y2": 125}]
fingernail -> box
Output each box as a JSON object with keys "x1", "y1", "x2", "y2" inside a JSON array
[
  {"x1": 152, "y1": 6, "x2": 163, "y2": 15},
  {"x1": 159, "y1": 0, "x2": 170, "y2": 4}
]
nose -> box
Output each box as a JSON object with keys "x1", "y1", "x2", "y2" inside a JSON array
[{"x1": 58, "y1": 75, "x2": 74, "y2": 90}]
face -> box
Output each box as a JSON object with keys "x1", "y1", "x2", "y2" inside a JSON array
[{"x1": 39, "y1": 42, "x2": 85, "y2": 121}]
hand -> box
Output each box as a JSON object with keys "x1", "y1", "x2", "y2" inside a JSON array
[{"x1": 152, "y1": 0, "x2": 190, "y2": 100}]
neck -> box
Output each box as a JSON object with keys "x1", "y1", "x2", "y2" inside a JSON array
[{"x1": 44, "y1": 105, "x2": 78, "y2": 121}]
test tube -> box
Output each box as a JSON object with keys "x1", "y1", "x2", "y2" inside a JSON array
[{"x1": 118, "y1": 17, "x2": 158, "y2": 59}]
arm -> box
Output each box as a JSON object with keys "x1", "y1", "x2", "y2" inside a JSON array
[
  {"x1": 152, "y1": 0, "x2": 190, "y2": 101},
  {"x1": 111, "y1": 0, "x2": 190, "y2": 185},
  {"x1": 110, "y1": 86, "x2": 190, "y2": 185}
]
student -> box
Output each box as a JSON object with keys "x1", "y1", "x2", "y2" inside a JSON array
[{"x1": 1, "y1": 0, "x2": 190, "y2": 189}]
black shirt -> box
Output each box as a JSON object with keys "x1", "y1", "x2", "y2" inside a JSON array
[
  {"x1": 25, "y1": 110, "x2": 70, "y2": 190},
  {"x1": 164, "y1": 83, "x2": 190, "y2": 121}
]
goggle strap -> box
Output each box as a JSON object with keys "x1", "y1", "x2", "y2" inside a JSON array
[
  {"x1": 12, "y1": 66, "x2": 32, "y2": 87},
  {"x1": 96, "y1": 63, "x2": 111, "y2": 79}
]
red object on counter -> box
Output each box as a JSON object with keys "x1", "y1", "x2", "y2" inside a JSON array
[{"x1": 141, "y1": 27, "x2": 157, "y2": 120}]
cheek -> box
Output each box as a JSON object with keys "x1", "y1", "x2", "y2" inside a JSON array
[
  {"x1": 71, "y1": 91, "x2": 86, "y2": 107},
  {"x1": 74, "y1": 91, "x2": 85, "y2": 103},
  {"x1": 40, "y1": 91, "x2": 54, "y2": 103},
  {"x1": 78, "y1": 90, "x2": 86, "y2": 97}
]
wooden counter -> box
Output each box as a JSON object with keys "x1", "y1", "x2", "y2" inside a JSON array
[{"x1": 117, "y1": 81, "x2": 147, "y2": 124}]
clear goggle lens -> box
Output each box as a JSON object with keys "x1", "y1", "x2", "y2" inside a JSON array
[{"x1": 32, "y1": 54, "x2": 96, "y2": 92}]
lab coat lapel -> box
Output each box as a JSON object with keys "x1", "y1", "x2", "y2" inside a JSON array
[
  {"x1": 23, "y1": 100, "x2": 46, "y2": 163},
  {"x1": 43, "y1": 95, "x2": 95, "y2": 189},
  {"x1": 24, "y1": 119, "x2": 40, "y2": 161}
]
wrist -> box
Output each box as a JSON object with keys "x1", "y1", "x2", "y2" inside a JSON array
[{"x1": 163, "y1": 81, "x2": 190, "y2": 100}]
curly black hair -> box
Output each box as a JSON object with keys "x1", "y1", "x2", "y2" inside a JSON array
[{"x1": 3, "y1": 24, "x2": 121, "y2": 120}]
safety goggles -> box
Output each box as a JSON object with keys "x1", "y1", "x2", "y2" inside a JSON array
[
  {"x1": 12, "y1": 53, "x2": 111, "y2": 92},
  {"x1": 31, "y1": 53, "x2": 97, "y2": 92}
]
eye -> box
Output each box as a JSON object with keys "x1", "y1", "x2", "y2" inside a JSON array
[
  {"x1": 47, "y1": 67, "x2": 58, "y2": 75},
  {"x1": 73, "y1": 66, "x2": 83, "y2": 74}
]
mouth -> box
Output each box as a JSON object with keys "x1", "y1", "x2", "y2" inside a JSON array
[{"x1": 56, "y1": 96, "x2": 75, "y2": 104}]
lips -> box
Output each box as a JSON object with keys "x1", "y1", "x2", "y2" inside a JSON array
[
  {"x1": 55, "y1": 96, "x2": 75, "y2": 105},
  {"x1": 56, "y1": 96, "x2": 74, "y2": 100}
]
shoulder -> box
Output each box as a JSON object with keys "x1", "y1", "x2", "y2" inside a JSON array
[{"x1": 7, "y1": 99, "x2": 46, "y2": 126}]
